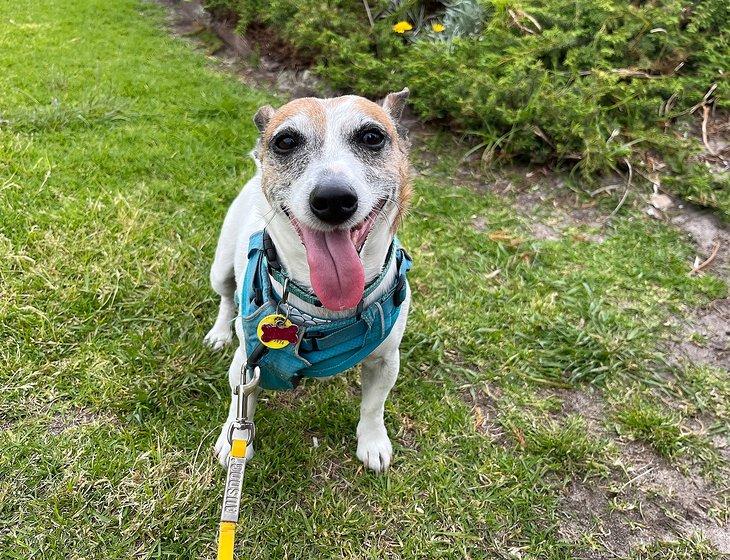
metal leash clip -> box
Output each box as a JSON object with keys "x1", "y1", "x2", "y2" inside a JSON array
[
  {"x1": 217, "y1": 364, "x2": 260, "y2": 560},
  {"x1": 227, "y1": 364, "x2": 260, "y2": 445}
]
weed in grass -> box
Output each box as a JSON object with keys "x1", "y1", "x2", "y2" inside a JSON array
[
  {"x1": 616, "y1": 395, "x2": 691, "y2": 459},
  {"x1": 613, "y1": 391, "x2": 724, "y2": 474},
  {"x1": 2, "y1": 94, "x2": 132, "y2": 133},
  {"x1": 625, "y1": 534, "x2": 721, "y2": 560},
  {"x1": 673, "y1": 364, "x2": 730, "y2": 424},
  {"x1": 517, "y1": 414, "x2": 615, "y2": 478}
]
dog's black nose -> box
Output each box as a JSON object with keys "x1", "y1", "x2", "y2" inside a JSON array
[{"x1": 309, "y1": 179, "x2": 358, "y2": 225}]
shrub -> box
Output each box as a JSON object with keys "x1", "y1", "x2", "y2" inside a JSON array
[{"x1": 204, "y1": 0, "x2": 729, "y2": 215}]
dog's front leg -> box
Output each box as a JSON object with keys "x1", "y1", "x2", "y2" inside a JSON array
[
  {"x1": 357, "y1": 294, "x2": 409, "y2": 473},
  {"x1": 214, "y1": 345, "x2": 259, "y2": 468},
  {"x1": 356, "y1": 346, "x2": 400, "y2": 473}
]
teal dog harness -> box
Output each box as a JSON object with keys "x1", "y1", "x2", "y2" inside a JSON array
[{"x1": 239, "y1": 231, "x2": 412, "y2": 391}]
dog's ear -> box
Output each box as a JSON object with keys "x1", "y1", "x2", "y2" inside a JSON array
[
  {"x1": 381, "y1": 88, "x2": 409, "y2": 122},
  {"x1": 253, "y1": 105, "x2": 275, "y2": 134},
  {"x1": 382, "y1": 88, "x2": 410, "y2": 146}
]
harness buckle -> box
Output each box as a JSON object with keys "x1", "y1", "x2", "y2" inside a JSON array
[{"x1": 263, "y1": 230, "x2": 281, "y2": 271}]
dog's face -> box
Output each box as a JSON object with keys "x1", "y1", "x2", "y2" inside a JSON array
[{"x1": 253, "y1": 90, "x2": 412, "y2": 311}]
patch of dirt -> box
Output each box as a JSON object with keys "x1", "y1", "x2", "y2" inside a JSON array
[
  {"x1": 556, "y1": 420, "x2": 729, "y2": 556},
  {"x1": 49, "y1": 407, "x2": 115, "y2": 435},
  {"x1": 483, "y1": 386, "x2": 730, "y2": 556},
  {"x1": 461, "y1": 384, "x2": 508, "y2": 445},
  {"x1": 554, "y1": 387, "x2": 608, "y2": 436},
  {"x1": 529, "y1": 221, "x2": 561, "y2": 241},
  {"x1": 671, "y1": 298, "x2": 730, "y2": 370},
  {"x1": 670, "y1": 202, "x2": 730, "y2": 278},
  {"x1": 158, "y1": 0, "x2": 327, "y2": 98},
  {"x1": 484, "y1": 173, "x2": 609, "y2": 243}
]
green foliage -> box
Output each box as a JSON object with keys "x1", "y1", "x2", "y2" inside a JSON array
[
  {"x1": 616, "y1": 395, "x2": 689, "y2": 458},
  {"x1": 663, "y1": 164, "x2": 729, "y2": 213},
  {"x1": 206, "y1": 0, "x2": 729, "y2": 215}
]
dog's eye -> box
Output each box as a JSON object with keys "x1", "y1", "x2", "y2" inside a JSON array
[
  {"x1": 358, "y1": 128, "x2": 386, "y2": 150},
  {"x1": 272, "y1": 133, "x2": 300, "y2": 154}
]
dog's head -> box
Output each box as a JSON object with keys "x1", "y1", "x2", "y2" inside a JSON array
[{"x1": 253, "y1": 90, "x2": 412, "y2": 311}]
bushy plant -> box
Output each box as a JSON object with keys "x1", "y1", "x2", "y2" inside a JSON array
[{"x1": 204, "y1": 0, "x2": 729, "y2": 215}]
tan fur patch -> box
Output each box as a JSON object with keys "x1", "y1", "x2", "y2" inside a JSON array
[
  {"x1": 335, "y1": 97, "x2": 412, "y2": 230},
  {"x1": 263, "y1": 98, "x2": 326, "y2": 142},
  {"x1": 394, "y1": 159, "x2": 413, "y2": 232},
  {"x1": 351, "y1": 98, "x2": 397, "y2": 137}
]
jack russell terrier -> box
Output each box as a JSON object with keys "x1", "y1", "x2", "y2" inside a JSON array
[{"x1": 204, "y1": 89, "x2": 413, "y2": 473}]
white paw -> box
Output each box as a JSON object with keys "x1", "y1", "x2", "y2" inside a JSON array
[
  {"x1": 214, "y1": 422, "x2": 254, "y2": 468},
  {"x1": 356, "y1": 425, "x2": 392, "y2": 474},
  {"x1": 204, "y1": 324, "x2": 233, "y2": 351}
]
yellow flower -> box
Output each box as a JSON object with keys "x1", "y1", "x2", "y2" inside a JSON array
[
  {"x1": 392, "y1": 21, "x2": 413, "y2": 34},
  {"x1": 431, "y1": 22, "x2": 445, "y2": 33}
]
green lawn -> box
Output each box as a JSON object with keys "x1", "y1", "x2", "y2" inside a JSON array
[{"x1": 1, "y1": 1, "x2": 727, "y2": 559}]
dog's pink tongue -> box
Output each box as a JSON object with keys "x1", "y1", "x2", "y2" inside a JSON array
[{"x1": 298, "y1": 225, "x2": 364, "y2": 310}]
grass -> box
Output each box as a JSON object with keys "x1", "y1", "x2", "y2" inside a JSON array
[{"x1": 0, "y1": 0, "x2": 728, "y2": 558}]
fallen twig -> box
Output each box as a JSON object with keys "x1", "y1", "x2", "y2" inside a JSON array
[
  {"x1": 39, "y1": 169, "x2": 51, "y2": 191},
  {"x1": 362, "y1": 0, "x2": 374, "y2": 29},
  {"x1": 590, "y1": 184, "x2": 620, "y2": 197},
  {"x1": 612, "y1": 68, "x2": 656, "y2": 79},
  {"x1": 690, "y1": 241, "x2": 720, "y2": 275},
  {"x1": 689, "y1": 83, "x2": 717, "y2": 114},
  {"x1": 521, "y1": 11, "x2": 542, "y2": 32},
  {"x1": 662, "y1": 92, "x2": 678, "y2": 117},
  {"x1": 618, "y1": 467, "x2": 655, "y2": 492},
  {"x1": 532, "y1": 125, "x2": 554, "y2": 148},
  {"x1": 605, "y1": 158, "x2": 632, "y2": 223},
  {"x1": 701, "y1": 104, "x2": 717, "y2": 156},
  {"x1": 507, "y1": 9, "x2": 538, "y2": 34}
]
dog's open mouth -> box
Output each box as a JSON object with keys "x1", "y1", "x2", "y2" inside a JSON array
[
  {"x1": 286, "y1": 202, "x2": 384, "y2": 311},
  {"x1": 349, "y1": 205, "x2": 381, "y2": 252}
]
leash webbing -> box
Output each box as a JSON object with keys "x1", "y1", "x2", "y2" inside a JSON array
[
  {"x1": 216, "y1": 438, "x2": 247, "y2": 560},
  {"x1": 216, "y1": 364, "x2": 261, "y2": 560}
]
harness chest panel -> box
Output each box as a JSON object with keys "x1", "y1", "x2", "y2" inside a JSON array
[{"x1": 239, "y1": 231, "x2": 412, "y2": 390}]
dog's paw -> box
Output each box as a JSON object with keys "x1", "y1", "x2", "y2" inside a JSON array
[
  {"x1": 204, "y1": 324, "x2": 233, "y2": 351},
  {"x1": 356, "y1": 426, "x2": 392, "y2": 474},
  {"x1": 214, "y1": 423, "x2": 254, "y2": 468}
]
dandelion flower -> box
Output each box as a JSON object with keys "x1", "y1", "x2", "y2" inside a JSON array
[
  {"x1": 392, "y1": 21, "x2": 413, "y2": 34},
  {"x1": 431, "y1": 22, "x2": 445, "y2": 33}
]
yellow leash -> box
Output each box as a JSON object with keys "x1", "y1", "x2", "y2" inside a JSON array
[
  {"x1": 216, "y1": 366, "x2": 260, "y2": 560},
  {"x1": 217, "y1": 439, "x2": 247, "y2": 560}
]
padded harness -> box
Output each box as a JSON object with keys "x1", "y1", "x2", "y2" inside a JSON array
[{"x1": 239, "y1": 231, "x2": 412, "y2": 390}]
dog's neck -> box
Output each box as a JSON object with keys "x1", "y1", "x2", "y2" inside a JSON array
[{"x1": 265, "y1": 207, "x2": 397, "y2": 320}]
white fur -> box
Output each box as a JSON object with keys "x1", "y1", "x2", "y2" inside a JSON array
[{"x1": 206, "y1": 100, "x2": 410, "y2": 473}]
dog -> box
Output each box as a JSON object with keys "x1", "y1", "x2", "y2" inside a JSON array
[{"x1": 204, "y1": 89, "x2": 413, "y2": 473}]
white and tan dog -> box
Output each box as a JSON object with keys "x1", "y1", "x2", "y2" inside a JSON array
[{"x1": 205, "y1": 89, "x2": 412, "y2": 473}]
